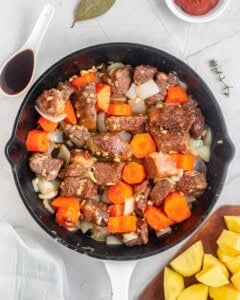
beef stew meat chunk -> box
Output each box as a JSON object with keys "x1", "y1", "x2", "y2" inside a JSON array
[
  {"x1": 56, "y1": 81, "x2": 75, "y2": 100},
  {"x1": 93, "y1": 161, "x2": 125, "y2": 186},
  {"x1": 80, "y1": 199, "x2": 109, "y2": 226},
  {"x1": 150, "y1": 180, "x2": 175, "y2": 206},
  {"x1": 87, "y1": 132, "x2": 133, "y2": 161},
  {"x1": 29, "y1": 153, "x2": 63, "y2": 180},
  {"x1": 60, "y1": 177, "x2": 98, "y2": 198},
  {"x1": 62, "y1": 123, "x2": 90, "y2": 147},
  {"x1": 72, "y1": 82, "x2": 97, "y2": 130},
  {"x1": 176, "y1": 170, "x2": 207, "y2": 197},
  {"x1": 133, "y1": 65, "x2": 157, "y2": 85},
  {"x1": 105, "y1": 115, "x2": 147, "y2": 132},
  {"x1": 124, "y1": 219, "x2": 149, "y2": 246},
  {"x1": 134, "y1": 181, "x2": 151, "y2": 217}
]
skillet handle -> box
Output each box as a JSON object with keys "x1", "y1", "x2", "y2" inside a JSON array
[{"x1": 104, "y1": 260, "x2": 137, "y2": 300}]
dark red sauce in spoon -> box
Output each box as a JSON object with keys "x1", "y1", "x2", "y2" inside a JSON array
[{"x1": 0, "y1": 49, "x2": 34, "y2": 95}]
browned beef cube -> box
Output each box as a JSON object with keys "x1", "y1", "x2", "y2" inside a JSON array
[
  {"x1": 73, "y1": 82, "x2": 97, "y2": 130},
  {"x1": 56, "y1": 81, "x2": 75, "y2": 100},
  {"x1": 134, "y1": 181, "x2": 151, "y2": 217},
  {"x1": 93, "y1": 161, "x2": 125, "y2": 186},
  {"x1": 62, "y1": 123, "x2": 90, "y2": 147},
  {"x1": 145, "y1": 93, "x2": 163, "y2": 106},
  {"x1": 29, "y1": 153, "x2": 63, "y2": 180},
  {"x1": 149, "y1": 128, "x2": 189, "y2": 153},
  {"x1": 176, "y1": 171, "x2": 207, "y2": 197},
  {"x1": 133, "y1": 180, "x2": 149, "y2": 195},
  {"x1": 133, "y1": 65, "x2": 157, "y2": 85},
  {"x1": 80, "y1": 199, "x2": 109, "y2": 226},
  {"x1": 124, "y1": 219, "x2": 149, "y2": 246},
  {"x1": 60, "y1": 177, "x2": 97, "y2": 198},
  {"x1": 150, "y1": 180, "x2": 175, "y2": 206},
  {"x1": 87, "y1": 132, "x2": 132, "y2": 161},
  {"x1": 183, "y1": 97, "x2": 205, "y2": 137},
  {"x1": 105, "y1": 115, "x2": 147, "y2": 132},
  {"x1": 148, "y1": 105, "x2": 195, "y2": 132}
]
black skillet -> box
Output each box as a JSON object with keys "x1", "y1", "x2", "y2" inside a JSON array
[{"x1": 5, "y1": 43, "x2": 234, "y2": 261}]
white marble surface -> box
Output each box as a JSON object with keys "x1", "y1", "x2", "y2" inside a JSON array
[{"x1": 0, "y1": 0, "x2": 240, "y2": 299}]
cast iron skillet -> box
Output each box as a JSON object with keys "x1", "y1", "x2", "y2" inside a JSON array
[{"x1": 5, "y1": 43, "x2": 234, "y2": 260}]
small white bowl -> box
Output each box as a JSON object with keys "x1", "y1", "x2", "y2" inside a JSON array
[{"x1": 165, "y1": 0, "x2": 230, "y2": 23}]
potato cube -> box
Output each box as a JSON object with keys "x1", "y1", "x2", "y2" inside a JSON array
[
  {"x1": 224, "y1": 216, "x2": 240, "y2": 233},
  {"x1": 217, "y1": 245, "x2": 239, "y2": 263},
  {"x1": 209, "y1": 284, "x2": 240, "y2": 300},
  {"x1": 226, "y1": 255, "x2": 240, "y2": 274},
  {"x1": 217, "y1": 230, "x2": 240, "y2": 253},
  {"x1": 203, "y1": 253, "x2": 229, "y2": 278},
  {"x1": 195, "y1": 265, "x2": 229, "y2": 287},
  {"x1": 177, "y1": 283, "x2": 208, "y2": 300},
  {"x1": 170, "y1": 240, "x2": 204, "y2": 277},
  {"x1": 231, "y1": 271, "x2": 240, "y2": 292},
  {"x1": 163, "y1": 267, "x2": 184, "y2": 300}
]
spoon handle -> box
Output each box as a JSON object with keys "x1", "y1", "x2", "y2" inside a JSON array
[{"x1": 23, "y1": 4, "x2": 55, "y2": 53}]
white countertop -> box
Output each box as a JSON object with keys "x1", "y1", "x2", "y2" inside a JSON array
[{"x1": 0, "y1": 0, "x2": 240, "y2": 299}]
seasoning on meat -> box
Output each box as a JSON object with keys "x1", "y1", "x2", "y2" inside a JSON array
[
  {"x1": 133, "y1": 65, "x2": 157, "y2": 85},
  {"x1": 81, "y1": 199, "x2": 109, "y2": 226},
  {"x1": 105, "y1": 115, "x2": 147, "y2": 132},
  {"x1": 134, "y1": 181, "x2": 151, "y2": 217},
  {"x1": 72, "y1": 82, "x2": 97, "y2": 130},
  {"x1": 87, "y1": 132, "x2": 133, "y2": 161},
  {"x1": 60, "y1": 177, "x2": 98, "y2": 198},
  {"x1": 61, "y1": 122, "x2": 90, "y2": 147},
  {"x1": 56, "y1": 81, "x2": 75, "y2": 100},
  {"x1": 150, "y1": 180, "x2": 175, "y2": 206},
  {"x1": 93, "y1": 161, "x2": 125, "y2": 186},
  {"x1": 29, "y1": 153, "x2": 63, "y2": 180},
  {"x1": 124, "y1": 219, "x2": 149, "y2": 246}
]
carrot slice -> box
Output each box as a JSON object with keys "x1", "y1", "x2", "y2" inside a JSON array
[
  {"x1": 165, "y1": 85, "x2": 188, "y2": 104},
  {"x1": 25, "y1": 129, "x2": 49, "y2": 152},
  {"x1": 64, "y1": 100, "x2": 77, "y2": 125},
  {"x1": 164, "y1": 192, "x2": 191, "y2": 223},
  {"x1": 107, "y1": 181, "x2": 133, "y2": 204},
  {"x1": 108, "y1": 103, "x2": 131, "y2": 116},
  {"x1": 71, "y1": 72, "x2": 97, "y2": 89},
  {"x1": 130, "y1": 133, "x2": 156, "y2": 158},
  {"x1": 122, "y1": 162, "x2": 146, "y2": 184},
  {"x1": 51, "y1": 196, "x2": 80, "y2": 211},
  {"x1": 170, "y1": 153, "x2": 196, "y2": 171},
  {"x1": 107, "y1": 216, "x2": 137, "y2": 233},
  {"x1": 96, "y1": 83, "x2": 111, "y2": 113},
  {"x1": 144, "y1": 206, "x2": 174, "y2": 231},
  {"x1": 55, "y1": 206, "x2": 80, "y2": 228},
  {"x1": 109, "y1": 204, "x2": 124, "y2": 217},
  {"x1": 38, "y1": 116, "x2": 58, "y2": 133}
]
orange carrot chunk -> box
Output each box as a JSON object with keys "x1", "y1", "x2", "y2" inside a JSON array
[
  {"x1": 107, "y1": 181, "x2": 133, "y2": 204},
  {"x1": 71, "y1": 72, "x2": 97, "y2": 89},
  {"x1": 96, "y1": 83, "x2": 111, "y2": 113},
  {"x1": 108, "y1": 103, "x2": 131, "y2": 116},
  {"x1": 55, "y1": 206, "x2": 80, "y2": 229},
  {"x1": 164, "y1": 192, "x2": 191, "y2": 223},
  {"x1": 130, "y1": 133, "x2": 156, "y2": 158},
  {"x1": 165, "y1": 85, "x2": 188, "y2": 104},
  {"x1": 38, "y1": 116, "x2": 58, "y2": 133},
  {"x1": 51, "y1": 196, "x2": 80, "y2": 211},
  {"x1": 25, "y1": 129, "x2": 49, "y2": 152},
  {"x1": 64, "y1": 99, "x2": 77, "y2": 125},
  {"x1": 144, "y1": 206, "x2": 174, "y2": 231},
  {"x1": 107, "y1": 216, "x2": 137, "y2": 233},
  {"x1": 170, "y1": 153, "x2": 196, "y2": 171},
  {"x1": 109, "y1": 204, "x2": 124, "y2": 217},
  {"x1": 122, "y1": 162, "x2": 146, "y2": 184}
]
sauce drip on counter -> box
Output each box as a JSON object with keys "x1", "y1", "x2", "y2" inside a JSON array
[
  {"x1": 175, "y1": 0, "x2": 219, "y2": 16},
  {"x1": 0, "y1": 49, "x2": 34, "y2": 95}
]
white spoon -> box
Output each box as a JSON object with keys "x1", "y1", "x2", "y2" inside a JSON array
[{"x1": 0, "y1": 4, "x2": 55, "y2": 97}]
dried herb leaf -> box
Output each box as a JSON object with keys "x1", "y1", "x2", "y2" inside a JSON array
[{"x1": 72, "y1": 0, "x2": 116, "y2": 27}]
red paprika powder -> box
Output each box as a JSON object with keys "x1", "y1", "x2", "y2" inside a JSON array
[{"x1": 174, "y1": 0, "x2": 219, "y2": 16}]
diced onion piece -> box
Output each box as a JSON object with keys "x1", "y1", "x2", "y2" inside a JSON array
[
  {"x1": 106, "y1": 235, "x2": 123, "y2": 245},
  {"x1": 35, "y1": 105, "x2": 66, "y2": 123},
  {"x1": 85, "y1": 171, "x2": 97, "y2": 184},
  {"x1": 124, "y1": 197, "x2": 135, "y2": 216},
  {"x1": 37, "y1": 176, "x2": 60, "y2": 195},
  {"x1": 39, "y1": 190, "x2": 58, "y2": 200},
  {"x1": 178, "y1": 80, "x2": 187, "y2": 90},
  {"x1": 203, "y1": 127, "x2": 212, "y2": 146},
  {"x1": 185, "y1": 196, "x2": 196, "y2": 204},
  {"x1": 170, "y1": 169, "x2": 184, "y2": 182},
  {"x1": 43, "y1": 199, "x2": 55, "y2": 214},
  {"x1": 129, "y1": 98, "x2": 146, "y2": 114},
  {"x1": 66, "y1": 227, "x2": 78, "y2": 232},
  {"x1": 77, "y1": 221, "x2": 93, "y2": 233},
  {"x1": 118, "y1": 131, "x2": 132, "y2": 142},
  {"x1": 48, "y1": 130, "x2": 64, "y2": 144},
  {"x1": 101, "y1": 189, "x2": 110, "y2": 203},
  {"x1": 195, "y1": 145, "x2": 210, "y2": 162},
  {"x1": 57, "y1": 144, "x2": 71, "y2": 166},
  {"x1": 107, "y1": 62, "x2": 124, "y2": 74},
  {"x1": 122, "y1": 232, "x2": 138, "y2": 243},
  {"x1": 136, "y1": 79, "x2": 159, "y2": 100},
  {"x1": 155, "y1": 226, "x2": 172, "y2": 238},
  {"x1": 189, "y1": 138, "x2": 204, "y2": 155},
  {"x1": 32, "y1": 177, "x2": 39, "y2": 192},
  {"x1": 110, "y1": 95, "x2": 127, "y2": 102},
  {"x1": 91, "y1": 225, "x2": 108, "y2": 242},
  {"x1": 97, "y1": 112, "x2": 107, "y2": 132},
  {"x1": 126, "y1": 83, "x2": 137, "y2": 100}
]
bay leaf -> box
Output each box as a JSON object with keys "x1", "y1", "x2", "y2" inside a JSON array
[{"x1": 72, "y1": 0, "x2": 116, "y2": 27}]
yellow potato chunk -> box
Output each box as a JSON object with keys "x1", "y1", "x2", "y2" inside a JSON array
[
  {"x1": 203, "y1": 253, "x2": 229, "y2": 278},
  {"x1": 195, "y1": 265, "x2": 229, "y2": 287},
  {"x1": 170, "y1": 240, "x2": 204, "y2": 277},
  {"x1": 226, "y1": 255, "x2": 240, "y2": 274},
  {"x1": 231, "y1": 271, "x2": 240, "y2": 292},
  {"x1": 217, "y1": 230, "x2": 240, "y2": 253},
  {"x1": 209, "y1": 284, "x2": 240, "y2": 300},
  {"x1": 163, "y1": 267, "x2": 184, "y2": 300},
  {"x1": 224, "y1": 216, "x2": 240, "y2": 233},
  {"x1": 177, "y1": 283, "x2": 208, "y2": 300},
  {"x1": 217, "y1": 245, "x2": 239, "y2": 263}
]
